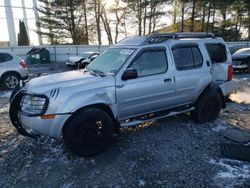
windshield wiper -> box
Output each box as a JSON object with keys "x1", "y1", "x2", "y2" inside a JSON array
[
  {"x1": 85, "y1": 68, "x2": 106, "y2": 77},
  {"x1": 91, "y1": 69, "x2": 106, "y2": 77}
]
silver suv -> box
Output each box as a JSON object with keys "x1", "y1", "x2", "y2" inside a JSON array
[
  {"x1": 0, "y1": 51, "x2": 29, "y2": 89},
  {"x1": 9, "y1": 33, "x2": 235, "y2": 157}
]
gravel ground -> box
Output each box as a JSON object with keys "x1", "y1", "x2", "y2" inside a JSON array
[{"x1": 0, "y1": 63, "x2": 250, "y2": 188}]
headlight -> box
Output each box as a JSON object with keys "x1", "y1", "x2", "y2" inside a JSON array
[{"x1": 20, "y1": 94, "x2": 48, "y2": 115}]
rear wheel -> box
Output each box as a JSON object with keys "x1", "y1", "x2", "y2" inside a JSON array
[
  {"x1": 191, "y1": 90, "x2": 222, "y2": 123},
  {"x1": 63, "y1": 108, "x2": 114, "y2": 157},
  {"x1": 2, "y1": 73, "x2": 20, "y2": 90}
]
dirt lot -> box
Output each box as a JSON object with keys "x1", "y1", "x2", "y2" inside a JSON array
[{"x1": 0, "y1": 63, "x2": 250, "y2": 188}]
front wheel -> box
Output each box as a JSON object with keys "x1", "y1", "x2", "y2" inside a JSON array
[
  {"x1": 191, "y1": 90, "x2": 222, "y2": 123},
  {"x1": 63, "y1": 108, "x2": 114, "y2": 157}
]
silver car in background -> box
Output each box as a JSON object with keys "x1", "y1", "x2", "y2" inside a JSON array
[{"x1": 0, "y1": 51, "x2": 29, "y2": 89}]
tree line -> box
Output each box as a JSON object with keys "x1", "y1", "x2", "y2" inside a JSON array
[{"x1": 37, "y1": 0, "x2": 250, "y2": 45}]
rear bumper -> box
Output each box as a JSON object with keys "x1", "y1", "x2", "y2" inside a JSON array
[{"x1": 218, "y1": 80, "x2": 236, "y2": 96}]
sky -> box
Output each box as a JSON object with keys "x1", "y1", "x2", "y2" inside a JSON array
[
  {"x1": 0, "y1": 0, "x2": 119, "y2": 45},
  {"x1": 0, "y1": 0, "x2": 171, "y2": 46},
  {"x1": 0, "y1": 0, "x2": 39, "y2": 45}
]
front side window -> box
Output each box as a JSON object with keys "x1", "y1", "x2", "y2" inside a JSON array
[
  {"x1": 129, "y1": 49, "x2": 167, "y2": 77},
  {"x1": 87, "y1": 48, "x2": 135, "y2": 76},
  {"x1": 206, "y1": 43, "x2": 227, "y2": 63},
  {"x1": 172, "y1": 46, "x2": 203, "y2": 70}
]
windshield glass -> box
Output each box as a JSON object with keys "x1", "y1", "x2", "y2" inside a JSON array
[{"x1": 87, "y1": 48, "x2": 135, "y2": 76}]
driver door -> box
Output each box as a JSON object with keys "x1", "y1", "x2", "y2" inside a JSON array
[{"x1": 116, "y1": 48, "x2": 176, "y2": 120}]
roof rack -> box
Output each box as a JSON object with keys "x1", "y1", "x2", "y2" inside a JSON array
[{"x1": 146, "y1": 32, "x2": 215, "y2": 44}]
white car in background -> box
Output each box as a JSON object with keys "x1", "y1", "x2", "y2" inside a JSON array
[
  {"x1": 0, "y1": 51, "x2": 29, "y2": 89},
  {"x1": 66, "y1": 52, "x2": 100, "y2": 69},
  {"x1": 232, "y1": 48, "x2": 250, "y2": 73}
]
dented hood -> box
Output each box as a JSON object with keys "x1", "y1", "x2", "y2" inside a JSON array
[{"x1": 25, "y1": 70, "x2": 114, "y2": 94}]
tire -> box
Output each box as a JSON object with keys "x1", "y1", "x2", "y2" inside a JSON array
[
  {"x1": 191, "y1": 90, "x2": 222, "y2": 123},
  {"x1": 63, "y1": 108, "x2": 114, "y2": 157},
  {"x1": 2, "y1": 73, "x2": 20, "y2": 90}
]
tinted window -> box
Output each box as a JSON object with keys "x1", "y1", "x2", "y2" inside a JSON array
[
  {"x1": 173, "y1": 46, "x2": 203, "y2": 70},
  {"x1": 129, "y1": 49, "x2": 167, "y2": 77},
  {"x1": 206, "y1": 44, "x2": 227, "y2": 63},
  {"x1": 0, "y1": 53, "x2": 13, "y2": 63},
  {"x1": 192, "y1": 47, "x2": 203, "y2": 67}
]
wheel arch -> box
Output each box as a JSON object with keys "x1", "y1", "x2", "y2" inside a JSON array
[
  {"x1": 193, "y1": 83, "x2": 226, "y2": 109},
  {"x1": 62, "y1": 103, "x2": 120, "y2": 135},
  {"x1": 0, "y1": 71, "x2": 21, "y2": 83}
]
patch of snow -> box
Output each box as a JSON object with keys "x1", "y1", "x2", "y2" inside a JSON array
[
  {"x1": 230, "y1": 84, "x2": 250, "y2": 104},
  {"x1": 0, "y1": 91, "x2": 11, "y2": 98},
  {"x1": 41, "y1": 144, "x2": 69, "y2": 164},
  {"x1": 62, "y1": 182, "x2": 74, "y2": 188},
  {"x1": 212, "y1": 124, "x2": 228, "y2": 132},
  {"x1": 0, "y1": 107, "x2": 8, "y2": 113},
  {"x1": 241, "y1": 77, "x2": 250, "y2": 81},
  {"x1": 138, "y1": 179, "x2": 146, "y2": 187},
  {"x1": 209, "y1": 158, "x2": 250, "y2": 188}
]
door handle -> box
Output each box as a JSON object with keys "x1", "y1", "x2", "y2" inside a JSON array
[
  {"x1": 164, "y1": 78, "x2": 172, "y2": 83},
  {"x1": 206, "y1": 61, "x2": 211, "y2": 67},
  {"x1": 116, "y1": 85, "x2": 124, "y2": 88}
]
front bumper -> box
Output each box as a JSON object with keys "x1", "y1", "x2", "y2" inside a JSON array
[{"x1": 9, "y1": 90, "x2": 71, "y2": 138}]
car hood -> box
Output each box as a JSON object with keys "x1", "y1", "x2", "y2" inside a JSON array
[
  {"x1": 232, "y1": 54, "x2": 250, "y2": 59},
  {"x1": 68, "y1": 56, "x2": 85, "y2": 62},
  {"x1": 25, "y1": 70, "x2": 114, "y2": 94}
]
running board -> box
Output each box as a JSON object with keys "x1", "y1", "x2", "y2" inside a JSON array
[{"x1": 120, "y1": 107, "x2": 194, "y2": 127}]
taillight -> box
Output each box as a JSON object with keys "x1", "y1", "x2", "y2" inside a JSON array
[
  {"x1": 227, "y1": 65, "x2": 233, "y2": 81},
  {"x1": 19, "y1": 60, "x2": 27, "y2": 69}
]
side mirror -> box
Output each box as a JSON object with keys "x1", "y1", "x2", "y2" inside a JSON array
[{"x1": 122, "y1": 68, "x2": 138, "y2": 80}]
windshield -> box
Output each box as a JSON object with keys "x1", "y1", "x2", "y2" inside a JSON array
[{"x1": 87, "y1": 48, "x2": 135, "y2": 76}]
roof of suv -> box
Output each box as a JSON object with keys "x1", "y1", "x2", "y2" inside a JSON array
[{"x1": 116, "y1": 32, "x2": 223, "y2": 46}]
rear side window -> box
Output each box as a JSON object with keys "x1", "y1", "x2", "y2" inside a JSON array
[
  {"x1": 205, "y1": 43, "x2": 227, "y2": 63},
  {"x1": 0, "y1": 53, "x2": 13, "y2": 63},
  {"x1": 172, "y1": 46, "x2": 203, "y2": 71}
]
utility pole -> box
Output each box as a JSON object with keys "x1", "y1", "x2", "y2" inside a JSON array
[
  {"x1": 21, "y1": 0, "x2": 30, "y2": 38},
  {"x1": 4, "y1": 0, "x2": 17, "y2": 46},
  {"x1": 32, "y1": 0, "x2": 43, "y2": 45}
]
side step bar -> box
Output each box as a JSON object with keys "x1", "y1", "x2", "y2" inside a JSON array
[{"x1": 121, "y1": 107, "x2": 194, "y2": 127}]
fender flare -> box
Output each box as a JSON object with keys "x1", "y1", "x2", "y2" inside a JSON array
[
  {"x1": 193, "y1": 83, "x2": 226, "y2": 109},
  {"x1": 62, "y1": 103, "x2": 120, "y2": 136}
]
